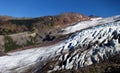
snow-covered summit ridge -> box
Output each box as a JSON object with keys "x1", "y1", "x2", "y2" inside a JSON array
[{"x1": 0, "y1": 15, "x2": 120, "y2": 73}]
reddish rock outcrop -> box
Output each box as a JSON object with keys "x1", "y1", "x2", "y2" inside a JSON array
[{"x1": 55, "y1": 12, "x2": 90, "y2": 25}]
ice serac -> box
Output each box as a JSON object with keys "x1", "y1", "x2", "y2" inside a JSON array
[{"x1": 0, "y1": 15, "x2": 120, "y2": 73}]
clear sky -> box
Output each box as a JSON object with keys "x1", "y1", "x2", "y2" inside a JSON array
[{"x1": 0, "y1": 0, "x2": 120, "y2": 17}]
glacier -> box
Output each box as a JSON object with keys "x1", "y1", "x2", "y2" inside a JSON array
[{"x1": 0, "y1": 15, "x2": 120, "y2": 73}]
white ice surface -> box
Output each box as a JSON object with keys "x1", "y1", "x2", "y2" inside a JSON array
[{"x1": 62, "y1": 15, "x2": 120, "y2": 34}]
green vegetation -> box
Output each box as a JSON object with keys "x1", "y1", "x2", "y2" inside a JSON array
[
  {"x1": 0, "y1": 16, "x2": 56, "y2": 35},
  {"x1": 25, "y1": 36, "x2": 36, "y2": 46},
  {"x1": 3, "y1": 35, "x2": 37, "y2": 52},
  {"x1": 4, "y1": 36, "x2": 21, "y2": 52},
  {"x1": 25, "y1": 40, "x2": 36, "y2": 46},
  {"x1": 8, "y1": 19, "x2": 39, "y2": 31}
]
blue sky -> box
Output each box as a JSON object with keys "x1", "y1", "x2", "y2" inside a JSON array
[{"x1": 0, "y1": 0, "x2": 120, "y2": 17}]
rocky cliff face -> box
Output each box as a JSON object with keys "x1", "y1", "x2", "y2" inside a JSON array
[{"x1": 0, "y1": 15, "x2": 120, "y2": 73}]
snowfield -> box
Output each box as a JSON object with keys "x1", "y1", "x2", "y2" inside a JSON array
[
  {"x1": 62, "y1": 15, "x2": 120, "y2": 34},
  {"x1": 0, "y1": 15, "x2": 120, "y2": 73}
]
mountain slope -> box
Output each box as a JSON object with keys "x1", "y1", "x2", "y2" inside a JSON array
[
  {"x1": 0, "y1": 13, "x2": 89, "y2": 52},
  {"x1": 0, "y1": 15, "x2": 120, "y2": 73}
]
